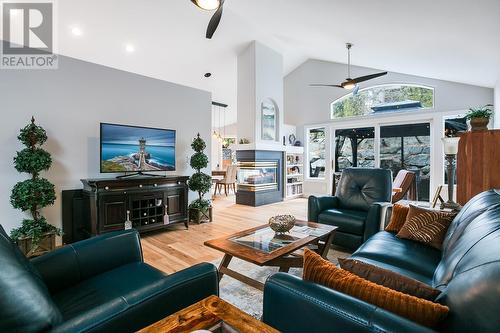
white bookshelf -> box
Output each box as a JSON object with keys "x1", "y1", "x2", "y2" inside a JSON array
[{"x1": 285, "y1": 146, "x2": 304, "y2": 199}]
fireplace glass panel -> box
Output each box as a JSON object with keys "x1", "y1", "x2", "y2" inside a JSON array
[{"x1": 237, "y1": 162, "x2": 278, "y2": 192}]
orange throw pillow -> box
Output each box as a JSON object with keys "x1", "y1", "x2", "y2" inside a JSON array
[
  {"x1": 338, "y1": 258, "x2": 441, "y2": 300},
  {"x1": 397, "y1": 205, "x2": 457, "y2": 250},
  {"x1": 385, "y1": 204, "x2": 410, "y2": 233},
  {"x1": 303, "y1": 249, "x2": 449, "y2": 328}
]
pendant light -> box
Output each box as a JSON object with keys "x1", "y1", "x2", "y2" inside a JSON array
[
  {"x1": 218, "y1": 105, "x2": 223, "y2": 143},
  {"x1": 212, "y1": 103, "x2": 218, "y2": 139},
  {"x1": 217, "y1": 104, "x2": 221, "y2": 141}
]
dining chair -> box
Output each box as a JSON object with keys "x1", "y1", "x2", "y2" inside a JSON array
[{"x1": 214, "y1": 165, "x2": 238, "y2": 196}]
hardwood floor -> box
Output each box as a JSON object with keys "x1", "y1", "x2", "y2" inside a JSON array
[{"x1": 142, "y1": 195, "x2": 308, "y2": 274}]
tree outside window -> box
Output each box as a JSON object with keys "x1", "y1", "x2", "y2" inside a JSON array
[
  {"x1": 331, "y1": 84, "x2": 434, "y2": 119},
  {"x1": 308, "y1": 128, "x2": 326, "y2": 179}
]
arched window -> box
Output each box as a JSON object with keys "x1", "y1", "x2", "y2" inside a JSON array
[{"x1": 330, "y1": 84, "x2": 434, "y2": 119}]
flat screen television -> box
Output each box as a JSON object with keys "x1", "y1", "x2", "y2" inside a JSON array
[{"x1": 100, "y1": 123, "x2": 176, "y2": 173}]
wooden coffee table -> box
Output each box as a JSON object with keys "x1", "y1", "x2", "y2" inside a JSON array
[
  {"x1": 204, "y1": 220, "x2": 336, "y2": 291},
  {"x1": 137, "y1": 295, "x2": 278, "y2": 333}
]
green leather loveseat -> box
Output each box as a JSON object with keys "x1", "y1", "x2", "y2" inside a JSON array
[
  {"x1": 0, "y1": 227, "x2": 218, "y2": 333},
  {"x1": 263, "y1": 189, "x2": 500, "y2": 333}
]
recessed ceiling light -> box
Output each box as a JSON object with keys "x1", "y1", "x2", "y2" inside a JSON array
[
  {"x1": 125, "y1": 44, "x2": 135, "y2": 53},
  {"x1": 204, "y1": 72, "x2": 212, "y2": 78},
  {"x1": 71, "y1": 27, "x2": 83, "y2": 36}
]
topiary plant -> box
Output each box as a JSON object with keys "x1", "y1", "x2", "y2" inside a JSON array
[
  {"x1": 10, "y1": 117, "x2": 60, "y2": 255},
  {"x1": 187, "y1": 134, "x2": 212, "y2": 218}
]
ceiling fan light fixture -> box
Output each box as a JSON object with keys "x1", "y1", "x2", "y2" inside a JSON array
[
  {"x1": 192, "y1": 0, "x2": 220, "y2": 10},
  {"x1": 343, "y1": 82, "x2": 356, "y2": 90}
]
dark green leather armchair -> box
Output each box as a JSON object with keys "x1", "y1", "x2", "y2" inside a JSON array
[
  {"x1": 308, "y1": 168, "x2": 392, "y2": 250},
  {"x1": 0, "y1": 227, "x2": 218, "y2": 333}
]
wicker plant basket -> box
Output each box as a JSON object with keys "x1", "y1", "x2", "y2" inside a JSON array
[
  {"x1": 189, "y1": 206, "x2": 213, "y2": 224},
  {"x1": 17, "y1": 232, "x2": 56, "y2": 258}
]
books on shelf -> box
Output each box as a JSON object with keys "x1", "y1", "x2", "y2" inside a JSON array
[{"x1": 285, "y1": 147, "x2": 304, "y2": 199}]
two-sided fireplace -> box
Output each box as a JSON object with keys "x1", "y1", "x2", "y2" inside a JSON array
[{"x1": 236, "y1": 150, "x2": 283, "y2": 206}]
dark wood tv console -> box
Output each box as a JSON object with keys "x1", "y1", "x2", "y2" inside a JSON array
[{"x1": 80, "y1": 176, "x2": 189, "y2": 237}]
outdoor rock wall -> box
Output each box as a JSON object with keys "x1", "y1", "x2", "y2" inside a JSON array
[{"x1": 337, "y1": 136, "x2": 431, "y2": 200}]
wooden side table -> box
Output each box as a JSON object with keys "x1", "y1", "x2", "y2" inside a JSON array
[{"x1": 137, "y1": 295, "x2": 278, "y2": 333}]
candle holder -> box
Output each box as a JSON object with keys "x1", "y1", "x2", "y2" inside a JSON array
[{"x1": 441, "y1": 137, "x2": 461, "y2": 211}]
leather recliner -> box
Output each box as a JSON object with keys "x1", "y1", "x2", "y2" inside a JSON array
[
  {"x1": 308, "y1": 167, "x2": 392, "y2": 250},
  {"x1": 263, "y1": 189, "x2": 500, "y2": 333},
  {"x1": 0, "y1": 227, "x2": 219, "y2": 333}
]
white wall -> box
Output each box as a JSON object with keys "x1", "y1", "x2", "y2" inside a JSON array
[
  {"x1": 0, "y1": 54, "x2": 211, "y2": 234},
  {"x1": 285, "y1": 59, "x2": 494, "y2": 126},
  {"x1": 237, "y1": 41, "x2": 284, "y2": 147},
  {"x1": 285, "y1": 59, "x2": 494, "y2": 196}
]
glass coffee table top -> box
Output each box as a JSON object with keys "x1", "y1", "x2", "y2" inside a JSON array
[{"x1": 229, "y1": 225, "x2": 332, "y2": 253}]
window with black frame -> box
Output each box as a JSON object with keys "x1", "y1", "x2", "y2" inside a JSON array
[
  {"x1": 380, "y1": 123, "x2": 431, "y2": 201},
  {"x1": 308, "y1": 128, "x2": 326, "y2": 179},
  {"x1": 334, "y1": 127, "x2": 375, "y2": 172}
]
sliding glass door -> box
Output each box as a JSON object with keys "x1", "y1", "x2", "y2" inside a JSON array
[
  {"x1": 328, "y1": 122, "x2": 432, "y2": 201},
  {"x1": 380, "y1": 123, "x2": 431, "y2": 201},
  {"x1": 334, "y1": 127, "x2": 375, "y2": 172}
]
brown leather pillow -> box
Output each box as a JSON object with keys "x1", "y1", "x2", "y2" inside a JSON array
[
  {"x1": 397, "y1": 205, "x2": 457, "y2": 250},
  {"x1": 385, "y1": 204, "x2": 410, "y2": 233},
  {"x1": 303, "y1": 249, "x2": 449, "y2": 328},
  {"x1": 338, "y1": 258, "x2": 441, "y2": 300}
]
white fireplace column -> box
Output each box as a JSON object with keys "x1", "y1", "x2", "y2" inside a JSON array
[{"x1": 237, "y1": 41, "x2": 285, "y2": 150}]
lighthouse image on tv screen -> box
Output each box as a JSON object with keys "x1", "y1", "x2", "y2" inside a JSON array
[{"x1": 100, "y1": 123, "x2": 176, "y2": 173}]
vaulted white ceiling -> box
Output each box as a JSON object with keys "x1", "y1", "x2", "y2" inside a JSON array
[{"x1": 56, "y1": 0, "x2": 500, "y2": 125}]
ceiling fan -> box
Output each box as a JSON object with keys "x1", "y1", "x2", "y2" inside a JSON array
[
  {"x1": 310, "y1": 43, "x2": 387, "y2": 95},
  {"x1": 191, "y1": 0, "x2": 225, "y2": 39}
]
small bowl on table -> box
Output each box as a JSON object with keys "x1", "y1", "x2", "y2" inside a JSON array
[{"x1": 269, "y1": 215, "x2": 296, "y2": 234}]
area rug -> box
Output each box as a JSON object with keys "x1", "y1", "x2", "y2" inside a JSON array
[{"x1": 212, "y1": 248, "x2": 350, "y2": 318}]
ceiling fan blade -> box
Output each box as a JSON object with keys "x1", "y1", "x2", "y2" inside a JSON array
[
  {"x1": 206, "y1": 0, "x2": 224, "y2": 39},
  {"x1": 309, "y1": 84, "x2": 343, "y2": 88},
  {"x1": 352, "y1": 72, "x2": 387, "y2": 84}
]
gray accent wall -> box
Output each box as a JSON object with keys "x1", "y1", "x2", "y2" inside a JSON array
[{"x1": 0, "y1": 52, "x2": 211, "y2": 234}]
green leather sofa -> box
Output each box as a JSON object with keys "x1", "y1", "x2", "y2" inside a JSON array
[
  {"x1": 0, "y1": 227, "x2": 218, "y2": 333},
  {"x1": 264, "y1": 189, "x2": 500, "y2": 332},
  {"x1": 308, "y1": 168, "x2": 392, "y2": 250}
]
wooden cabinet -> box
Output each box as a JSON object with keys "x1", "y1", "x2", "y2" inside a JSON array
[
  {"x1": 99, "y1": 194, "x2": 128, "y2": 233},
  {"x1": 81, "y1": 176, "x2": 189, "y2": 237},
  {"x1": 457, "y1": 130, "x2": 500, "y2": 205},
  {"x1": 166, "y1": 188, "x2": 186, "y2": 219}
]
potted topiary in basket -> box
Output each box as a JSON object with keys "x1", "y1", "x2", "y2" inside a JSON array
[
  {"x1": 188, "y1": 134, "x2": 213, "y2": 224},
  {"x1": 10, "y1": 117, "x2": 60, "y2": 257},
  {"x1": 466, "y1": 104, "x2": 493, "y2": 131}
]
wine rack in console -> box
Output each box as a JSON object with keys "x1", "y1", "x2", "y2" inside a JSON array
[
  {"x1": 81, "y1": 176, "x2": 189, "y2": 236},
  {"x1": 130, "y1": 195, "x2": 166, "y2": 228}
]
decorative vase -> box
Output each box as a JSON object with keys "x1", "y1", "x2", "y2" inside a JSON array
[
  {"x1": 269, "y1": 215, "x2": 296, "y2": 234},
  {"x1": 470, "y1": 117, "x2": 489, "y2": 131}
]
